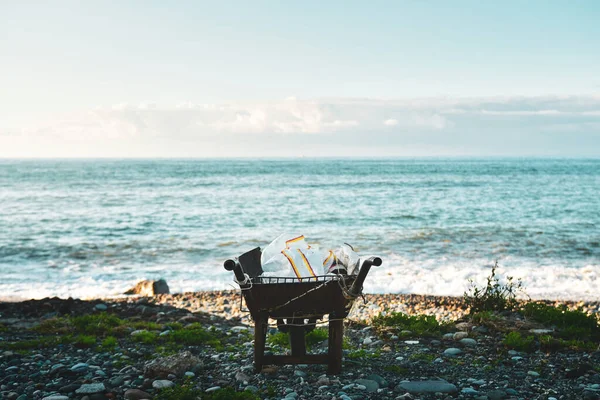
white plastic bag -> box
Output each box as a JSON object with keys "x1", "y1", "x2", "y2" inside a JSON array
[{"x1": 261, "y1": 234, "x2": 329, "y2": 279}]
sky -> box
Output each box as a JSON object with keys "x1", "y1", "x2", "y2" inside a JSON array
[{"x1": 1, "y1": 1, "x2": 599, "y2": 157}]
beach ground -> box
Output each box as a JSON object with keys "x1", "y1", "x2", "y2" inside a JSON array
[{"x1": 1, "y1": 292, "x2": 599, "y2": 400}]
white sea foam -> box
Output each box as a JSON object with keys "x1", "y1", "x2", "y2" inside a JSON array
[
  {"x1": 363, "y1": 253, "x2": 600, "y2": 301},
  {"x1": 2, "y1": 255, "x2": 598, "y2": 302}
]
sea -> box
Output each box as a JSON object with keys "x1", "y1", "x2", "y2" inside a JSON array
[{"x1": 0, "y1": 158, "x2": 598, "y2": 301}]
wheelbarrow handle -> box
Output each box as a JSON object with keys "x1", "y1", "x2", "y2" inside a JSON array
[
  {"x1": 350, "y1": 256, "x2": 382, "y2": 296},
  {"x1": 224, "y1": 258, "x2": 248, "y2": 285}
]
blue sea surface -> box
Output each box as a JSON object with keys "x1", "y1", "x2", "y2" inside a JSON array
[{"x1": 0, "y1": 158, "x2": 598, "y2": 300}]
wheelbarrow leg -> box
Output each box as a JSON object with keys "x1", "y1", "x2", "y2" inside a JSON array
[
  {"x1": 328, "y1": 318, "x2": 343, "y2": 374},
  {"x1": 289, "y1": 318, "x2": 306, "y2": 357},
  {"x1": 254, "y1": 317, "x2": 267, "y2": 373}
]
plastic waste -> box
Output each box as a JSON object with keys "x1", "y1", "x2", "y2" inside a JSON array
[{"x1": 260, "y1": 234, "x2": 362, "y2": 280}]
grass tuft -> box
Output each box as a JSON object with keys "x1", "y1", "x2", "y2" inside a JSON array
[{"x1": 372, "y1": 312, "x2": 445, "y2": 337}]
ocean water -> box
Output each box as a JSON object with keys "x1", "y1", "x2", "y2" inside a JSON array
[{"x1": 0, "y1": 158, "x2": 598, "y2": 301}]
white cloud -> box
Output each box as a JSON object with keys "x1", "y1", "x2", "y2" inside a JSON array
[{"x1": 2, "y1": 95, "x2": 600, "y2": 157}]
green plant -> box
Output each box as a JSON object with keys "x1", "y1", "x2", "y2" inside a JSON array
[
  {"x1": 73, "y1": 335, "x2": 96, "y2": 348},
  {"x1": 470, "y1": 311, "x2": 499, "y2": 324},
  {"x1": 132, "y1": 331, "x2": 159, "y2": 344},
  {"x1": 503, "y1": 331, "x2": 535, "y2": 352},
  {"x1": 521, "y1": 302, "x2": 600, "y2": 341},
  {"x1": 372, "y1": 312, "x2": 444, "y2": 337},
  {"x1": 267, "y1": 332, "x2": 289, "y2": 348},
  {"x1": 154, "y1": 384, "x2": 203, "y2": 400},
  {"x1": 305, "y1": 328, "x2": 328, "y2": 349},
  {"x1": 100, "y1": 336, "x2": 118, "y2": 350},
  {"x1": 464, "y1": 261, "x2": 525, "y2": 313},
  {"x1": 346, "y1": 349, "x2": 380, "y2": 360},
  {"x1": 168, "y1": 323, "x2": 220, "y2": 347},
  {"x1": 70, "y1": 313, "x2": 125, "y2": 336}
]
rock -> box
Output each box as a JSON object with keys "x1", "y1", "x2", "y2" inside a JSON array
[
  {"x1": 205, "y1": 386, "x2": 221, "y2": 393},
  {"x1": 461, "y1": 387, "x2": 479, "y2": 395},
  {"x1": 244, "y1": 386, "x2": 259, "y2": 393},
  {"x1": 453, "y1": 331, "x2": 469, "y2": 340},
  {"x1": 70, "y1": 362, "x2": 89, "y2": 372},
  {"x1": 487, "y1": 389, "x2": 508, "y2": 400},
  {"x1": 108, "y1": 376, "x2": 126, "y2": 387},
  {"x1": 123, "y1": 389, "x2": 152, "y2": 400},
  {"x1": 527, "y1": 370, "x2": 540, "y2": 377},
  {"x1": 294, "y1": 370, "x2": 307, "y2": 378},
  {"x1": 459, "y1": 338, "x2": 477, "y2": 347},
  {"x1": 396, "y1": 380, "x2": 458, "y2": 394},
  {"x1": 131, "y1": 329, "x2": 149, "y2": 336},
  {"x1": 355, "y1": 379, "x2": 379, "y2": 393},
  {"x1": 363, "y1": 337, "x2": 373, "y2": 345},
  {"x1": 42, "y1": 397, "x2": 70, "y2": 400},
  {"x1": 6, "y1": 393, "x2": 18, "y2": 400},
  {"x1": 124, "y1": 279, "x2": 170, "y2": 296},
  {"x1": 444, "y1": 347, "x2": 463, "y2": 356},
  {"x1": 95, "y1": 304, "x2": 108, "y2": 311},
  {"x1": 144, "y1": 351, "x2": 201, "y2": 378},
  {"x1": 76, "y1": 383, "x2": 106, "y2": 394},
  {"x1": 152, "y1": 380, "x2": 175, "y2": 389},
  {"x1": 366, "y1": 374, "x2": 388, "y2": 388},
  {"x1": 184, "y1": 371, "x2": 195, "y2": 378},
  {"x1": 59, "y1": 383, "x2": 81, "y2": 393}
]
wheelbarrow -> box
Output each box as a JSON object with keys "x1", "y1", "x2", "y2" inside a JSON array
[{"x1": 224, "y1": 247, "x2": 382, "y2": 374}]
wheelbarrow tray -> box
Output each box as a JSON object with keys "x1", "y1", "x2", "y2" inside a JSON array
[{"x1": 245, "y1": 275, "x2": 356, "y2": 320}]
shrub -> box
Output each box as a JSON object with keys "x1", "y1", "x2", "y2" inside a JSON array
[
  {"x1": 521, "y1": 302, "x2": 600, "y2": 341},
  {"x1": 503, "y1": 331, "x2": 535, "y2": 352},
  {"x1": 464, "y1": 261, "x2": 525, "y2": 313},
  {"x1": 100, "y1": 336, "x2": 118, "y2": 349},
  {"x1": 70, "y1": 313, "x2": 124, "y2": 336},
  {"x1": 72, "y1": 334, "x2": 96, "y2": 348},
  {"x1": 305, "y1": 328, "x2": 328, "y2": 349},
  {"x1": 168, "y1": 324, "x2": 220, "y2": 347},
  {"x1": 372, "y1": 312, "x2": 444, "y2": 337},
  {"x1": 132, "y1": 331, "x2": 159, "y2": 344}
]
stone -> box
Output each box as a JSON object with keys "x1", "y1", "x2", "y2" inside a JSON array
[
  {"x1": 459, "y1": 338, "x2": 477, "y2": 347},
  {"x1": 366, "y1": 374, "x2": 388, "y2": 388},
  {"x1": 144, "y1": 351, "x2": 201, "y2": 378},
  {"x1": 444, "y1": 347, "x2": 463, "y2": 356},
  {"x1": 205, "y1": 386, "x2": 221, "y2": 393},
  {"x1": 527, "y1": 370, "x2": 540, "y2": 377},
  {"x1": 42, "y1": 397, "x2": 70, "y2": 400},
  {"x1": 123, "y1": 389, "x2": 152, "y2": 400},
  {"x1": 70, "y1": 362, "x2": 89, "y2": 372},
  {"x1": 124, "y1": 279, "x2": 170, "y2": 296},
  {"x1": 108, "y1": 376, "x2": 126, "y2": 387},
  {"x1": 396, "y1": 380, "x2": 458, "y2": 394},
  {"x1": 487, "y1": 389, "x2": 508, "y2": 400},
  {"x1": 59, "y1": 383, "x2": 81, "y2": 393},
  {"x1": 355, "y1": 379, "x2": 379, "y2": 393},
  {"x1": 95, "y1": 304, "x2": 108, "y2": 311},
  {"x1": 453, "y1": 331, "x2": 469, "y2": 340},
  {"x1": 152, "y1": 380, "x2": 175, "y2": 389},
  {"x1": 245, "y1": 386, "x2": 259, "y2": 393},
  {"x1": 363, "y1": 337, "x2": 373, "y2": 345},
  {"x1": 461, "y1": 387, "x2": 479, "y2": 395},
  {"x1": 76, "y1": 383, "x2": 106, "y2": 394}
]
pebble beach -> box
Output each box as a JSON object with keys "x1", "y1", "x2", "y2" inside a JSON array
[{"x1": 1, "y1": 291, "x2": 600, "y2": 400}]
